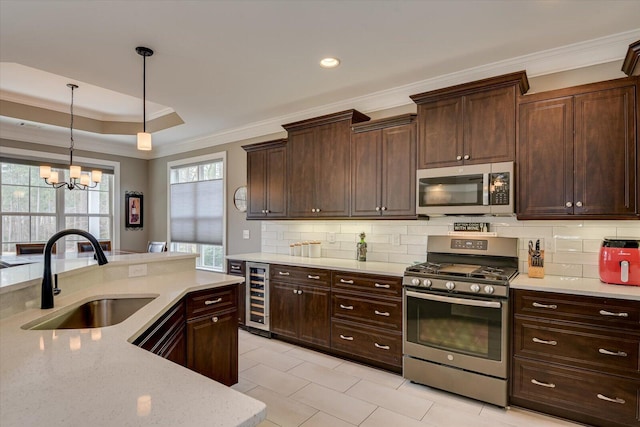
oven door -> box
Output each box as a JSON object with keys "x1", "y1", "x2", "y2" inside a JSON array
[{"x1": 403, "y1": 289, "x2": 508, "y2": 379}]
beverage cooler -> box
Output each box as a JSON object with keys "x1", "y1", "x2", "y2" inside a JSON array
[{"x1": 245, "y1": 262, "x2": 269, "y2": 331}]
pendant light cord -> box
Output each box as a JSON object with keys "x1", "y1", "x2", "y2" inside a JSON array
[
  {"x1": 68, "y1": 83, "x2": 76, "y2": 167},
  {"x1": 142, "y1": 53, "x2": 146, "y2": 133}
]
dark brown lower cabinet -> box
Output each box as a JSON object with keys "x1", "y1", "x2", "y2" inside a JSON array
[
  {"x1": 187, "y1": 310, "x2": 238, "y2": 386},
  {"x1": 134, "y1": 285, "x2": 239, "y2": 387},
  {"x1": 511, "y1": 289, "x2": 640, "y2": 427},
  {"x1": 133, "y1": 300, "x2": 186, "y2": 366}
]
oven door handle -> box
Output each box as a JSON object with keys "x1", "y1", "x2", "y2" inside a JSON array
[{"x1": 405, "y1": 290, "x2": 502, "y2": 309}]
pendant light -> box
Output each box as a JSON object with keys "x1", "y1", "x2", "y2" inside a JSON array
[
  {"x1": 136, "y1": 46, "x2": 154, "y2": 151},
  {"x1": 39, "y1": 84, "x2": 102, "y2": 190}
]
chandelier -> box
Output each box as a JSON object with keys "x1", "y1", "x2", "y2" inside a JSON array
[{"x1": 39, "y1": 83, "x2": 102, "y2": 190}]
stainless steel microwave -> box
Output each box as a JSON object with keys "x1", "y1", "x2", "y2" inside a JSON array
[{"x1": 416, "y1": 161, "x2": 514, "y2": 216}]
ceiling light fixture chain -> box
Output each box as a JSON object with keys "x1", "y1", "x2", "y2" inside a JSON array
[
  {"x1": 39, "y1": 84, "x2": 102, "y2": 190},
  {"x1": 136, "y1": 46, "x2": 154, "y2": 151}
]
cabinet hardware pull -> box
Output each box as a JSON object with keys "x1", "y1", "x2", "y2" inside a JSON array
[
  {"x1": 278, "y1": 271, "x2": 290, "y2": 276},
  {"x1": 598, "y1": 348, "x2": 627, "y2": 357},
  {"x1": 531, "y1": 379, "x2": 555, "y2": 388},
  {"x1": 308, "y1": 275, "x2": 320, "y2": 280},
  {"x1": 374, "y1": 283, "x2": 390, "y2": 288},
  {"x1": 381, "y1": 206, "x2": 387, "y2": 211},
  {"x1": 339, "y1": 334, "x2": 354, "y2": 341},
  {"x1": 231, "y1": 265, "x2": 240, "y2": 270},
  {"x1": 293, "y1": 289, "x2": 297, "y2": 294},
  {"x1": 565, "y1": 202, "x2": 572, "y2": 208},
  {"x1": 532, "y1": 302, "x2": 557, "y2": 309},
  {"x1": 340, "y1": 304, "x2": 354, "y2": 310},
  {"x1": 532, "y1": 337, "x2": 557, "y2": 346},
  {"x1": 375, "y1": 207, "x2": 380, "y2": 211},
  {"x1": 211, "y1": 316, "x2": 218, "y2": 323},
  {"x1": 596, "y1": 394, "x2": 625, "y2": 404},
  {"x1": 374, "y1": 310, "x2": 390, "y2": 317},
  {"x1": 456, "y1": 155, "x2": 462, "y2": 161},
  {"x1": 204, "y1": 298, "x2": 222, "y2": 305},
  {"x1": 297, "y1": 290, "x2": 303, "y2": 295},
  {"x1": 340, "y1": 279, "x2": 354, "y2": 284},
  {"x1": 374, "y1": 343, "x2": 390, "y2": 350},
  {"x1": 463, "y1": 155, "x2": 470, "y2": 160},
  {"x1": 599, "y1": 309, "x2": 628, "y2": 317},
  {"x1": 575, "y1": 201, "x2": 582, "y2": 207}
]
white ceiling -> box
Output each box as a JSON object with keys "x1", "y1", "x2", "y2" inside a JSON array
[{"x1": 1, "y1": 0, "x2": 639, "y2": 159}]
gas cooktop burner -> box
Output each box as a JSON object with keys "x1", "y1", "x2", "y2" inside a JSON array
[{"x1": 406, "y1": 262, "x2": 516, "y2": 282}]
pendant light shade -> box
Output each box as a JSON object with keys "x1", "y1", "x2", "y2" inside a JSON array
[{"x1": 136, "y1": 46, "x2": 154, "y2": 151}]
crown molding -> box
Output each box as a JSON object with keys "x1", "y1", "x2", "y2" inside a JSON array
[{"x1": 8, "y1": 29, "x2": 640, "y2": 160}]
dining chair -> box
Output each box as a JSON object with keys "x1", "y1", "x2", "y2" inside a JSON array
[
  {"x1": 77, "y1": 240, "x2": 111, "y2": 253},
  {"x1": 147, "y1": 241, "x2": 167, "y2": 253},
  {"x1": 16, "y1": 243, "x2": 56, "y2": 255}
]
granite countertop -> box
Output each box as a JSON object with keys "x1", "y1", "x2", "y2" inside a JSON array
[
  {"x1": 0, "y1": 256, "x2": 265, "y2": 427},
  {"x1": 228, "y1": 253, "x2": 640, "y2": 300}
]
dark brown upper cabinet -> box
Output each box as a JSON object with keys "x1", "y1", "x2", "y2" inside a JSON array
[
  {"x1": 517, "y1": 77, "x2": 638, "y2": 220},
  {"x1": 283, "y1": 110, "x2": 369, "y2": 218},
  {"x1": 411, "y1": 71, "x2": 529, "y2": 169},
  {"x1": 350, "y1": 114, "x2": 417, "y2": 218},
  {"x1": 243, "y1": 139, "x2": 287, "y2": 219}
]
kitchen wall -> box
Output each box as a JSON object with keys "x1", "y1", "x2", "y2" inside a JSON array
[
  {"x1": 0, "y1": 139, "x2": 150, "y2": 252},
  {"x1": 260, "y1": 217, "x2": 640, "y2": 278}
]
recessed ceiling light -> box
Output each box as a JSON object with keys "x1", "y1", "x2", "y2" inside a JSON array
[{"x1": 320, "y1": 57, "x2": 340, "y2": 68}]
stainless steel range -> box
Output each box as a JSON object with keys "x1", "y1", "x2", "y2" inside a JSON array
[{"x1": 402, "y1": 235, "x2": 518, "y2": 407}]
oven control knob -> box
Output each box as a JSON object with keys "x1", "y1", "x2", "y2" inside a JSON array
[
  {"x1": 470, "y1": 284, "x2": 481, "y2": 293},
  {"x1": 422, "y1": 279, "x2": 432, "y2": 288},
  {"x1": 445, "y1": 281, "x2": 455, "y2": 291},
  {"x1": 484, "y1": 285, "x2": 495, "y2": 294},
  {"x1": 411, "y1": 278, "x2": 420, "y2": 286}
]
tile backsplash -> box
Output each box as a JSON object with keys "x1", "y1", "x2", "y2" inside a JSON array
[{"x1": 261, "y1": 217, "x2": 640, "y2": 278}]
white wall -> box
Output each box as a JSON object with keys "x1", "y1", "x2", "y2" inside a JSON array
[{"x1": 261, "y1": 217, "x2": 640, "y2": 278}]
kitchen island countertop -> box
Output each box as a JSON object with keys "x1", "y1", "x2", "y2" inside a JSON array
[{"x1": 0, "y1": 255, "x2": 265, "y2": 427}]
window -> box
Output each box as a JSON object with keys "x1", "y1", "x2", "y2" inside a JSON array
[
  {"x1": 169, "y1": 153, "x2": 225, "y2": 271},
  {"x1": 0, "y1": 157, "x2": 115, "y2": 254}
]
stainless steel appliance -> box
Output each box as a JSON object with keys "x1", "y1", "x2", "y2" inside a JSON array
[
  {"x1": 416, "y1": 161, "x2": 514, "y2": 216},
  {"x1": 245, "y1": 262, "x2": 269, "y2": 331},
  {"x1": 403, "y1": 235, "x2": 518, "y2": 407}
]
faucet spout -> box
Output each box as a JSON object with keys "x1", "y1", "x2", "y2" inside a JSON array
[{"x1": 41, "y1": 229, "x2": 109, "y2": 309}]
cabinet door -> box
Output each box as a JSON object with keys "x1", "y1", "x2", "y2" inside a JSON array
[
  {"x1": 298, "y1": 285, "x2": 331, "y2": 348},
  {"x1": 316, "y1": 121, "x2": 351, "y2": 217},
  {"x1": 464, "y1": 85, "x2": 516, "y2": 164},
  {"x1": 417, "y1": 97, "x2": 463, "y2": 168},
  {"x1": 574, "y1": 85, "x2": 637, "y2": 216},
  {"x1": 288, "y1": 127, "x2": 317, "y2": 217},
  {"x1": 161, "y1": 326, "x2": 187, "y2": 366},
  {"x1": 517, "y1": 97, "x2": 574, "y2": 217},
  {"x1": 265, "y1": 146, "x2": 287, "y2": 217},
  {"x1": 381, "y1": 124, "x2": 416, "y2": 216},
  {"x1": 351, "y1": 130, "x2": 382, "y2": 217},
  {"x1": 269, "y1": 281, "x2": 299, "y2": 339},
  {"x1": 246, "y1": 149, "x2": 267, "y2": 218},
  {"x1": 186, "y1": 310, "x2": 238, "y2": 386}
]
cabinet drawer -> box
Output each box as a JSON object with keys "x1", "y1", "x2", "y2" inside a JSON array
[
  {"x1": 186, "y1": 286, "x2": 237, "y2": 320},
  {"x1": 226, "y1": 259, "x2": 245, "y2": 276},
  {"x1": 332, "y1": 271, "x2": 402, "y2": 298},
  {"x1": 514, "y1": 290, "x2": 640, "y2": 331},
  {"x1": 270, "y1": 264, "x2": 330, "y2": 287},
  {"x1": 332, "y1": 292, "x2": 401, "y2": 331},
  {"x1": 514, "y1": 317, "x2": 640, "y2": 377},
  {"x1": 331, "y1": 320, "x2": 402, "y2": 367},
  {"x1": 512, "y1": 357, "x2": 640, "y2": 427}
]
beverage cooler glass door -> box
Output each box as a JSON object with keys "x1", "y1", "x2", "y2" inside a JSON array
[
  {"x1": 246, "y1": 263, "x2": 269, "y2": 331},
  {"x1": 404, "y1": 290, "x2": 508, "y2": 378}
]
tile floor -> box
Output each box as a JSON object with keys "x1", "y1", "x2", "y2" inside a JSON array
[{"x1": 232, "y1": 329, "x2": 584, "y2": 427}]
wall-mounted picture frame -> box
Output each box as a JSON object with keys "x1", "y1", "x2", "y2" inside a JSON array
[{"x1": 125, "y1": 192, "x2": 143, "y2": 229}]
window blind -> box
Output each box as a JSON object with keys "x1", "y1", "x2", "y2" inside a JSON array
[{"x1": 170, "y1": 179, "x2": 223, "y2": 245}]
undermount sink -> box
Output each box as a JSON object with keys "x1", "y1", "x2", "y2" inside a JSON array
[{"x1": 22, "y1": 295, "x2": 157, "y2": 330}]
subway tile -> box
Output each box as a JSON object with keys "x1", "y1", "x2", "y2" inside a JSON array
[
  {"x1": 369, "y1": 243, "x2": 407, "y2": 254},
  {"x1": 552, "y1": 226, "x2": 615, "y2": 239},
  {"x1": 582, "y1": 239, "x2": 602, "y2": 253},
  {"x1": 312, "y1": 223, "x2": 341, "y2": 233},
  {"x1": 401, "y1": 234, "x2": 427, "y2": 245},
  {"x1": 407, "y1": 244, "x2": 427, "y2": 255},
  {"x1": 367, "y1": 252, "x2": 390, "y2": 262},
  {"x1": 555, "y1": 239, "x2": 583, "y2": 252},
  {"x1": 340, "y1": 224, "x2": 373, "y2": 234},
  {"x1": 283, "y1": 231, "x2": 302, "y2": 240},
  {"x1": 617, "y1": 227, "x2": 640, "y2": 238},
  {"x1": 288, "y1": 223, "x2": 315, "y2": 232},
  {"x1": 371, "y1": 225, "x2": 408, "y2": 235},
  {"x1": 323, "y1": 249, "x2": 355, "y2": 260},
  {"x1": 388, "y1": 253, "x2": 421, "y2": 264},
  {"x1": 553, "y1": 252, "x2": 599, "y2": 265},
  {"x1": 300, "y1": 232, "x2": 327, "y2": 241},
  {"x1": 336, "y1": 233, "x2": 356, "y2": 242},
  {"x1": 263, "y1": 222, "x2": 289, "y2": 232},
  {"x1": 582, "y1": 264, "x2": 601, "y2": 279},
  {"x1": 262, "y1": 231, "x2": 277, "y2": 240},
  {"x1": 544, "y1": 262, "x2": 583, "y2": 277},
  {"x1": 365, "y1": 234, "x2": 391, "y2": 244}
]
